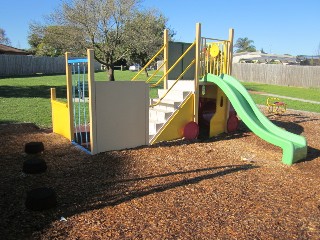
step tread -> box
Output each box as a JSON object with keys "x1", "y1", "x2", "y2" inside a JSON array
[
  {"x1": 149, "y1": 119, "x2": 165, "y2": 124},
  {"x1": 151, "y1": 98, "x2": 181, "y2": 104},
  {"x1": 157, "y1": 89, "x2": 191, "y2": 94},
  {"x1": 149, "y1": 130, "x2": 156, "y2": 136},
  {"x1": 149, "y1": 108, "x2": 173, "y2": 113}
]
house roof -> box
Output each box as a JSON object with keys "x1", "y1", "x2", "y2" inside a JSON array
[
  {"x1": 0, "y1": 44, "x2": 29, "y2": 55},
  {"x1": 233, "y1": 51, "x2": 297, "y2": 63}
]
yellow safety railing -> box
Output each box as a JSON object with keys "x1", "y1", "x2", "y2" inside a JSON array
[
  {"x1": 150, "y1": 59, "x2": 195, "y2": 107},
  {"x1": 200, "y1": 37, "x2": 231, "y2": 77},
  {"x1": 151, "y1": 41, "x2": 196, "y2": 87},
  {"x1": 131, "y1": 44, "x2": 166, "y2": 81},
  {"x1": 146, "y1": 60, "x2": 166, "y2": 84},
  {"x1": 131, "y1": 39, "x2": 196, "y2": 107}
]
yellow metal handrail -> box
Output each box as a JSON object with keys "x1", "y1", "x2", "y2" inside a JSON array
[
  {"x1": 146, "y1": 60, "x2": 166, "y2": 84},
  {"x1": 150, "y1": 59, "x2": 195, "y2": 107},
  {"x1": 203, "y1": 37, "x2": 231, "y2": 43},
  {"x1": 151, "y1": 41, "x2": 196, "y2": 87},
  {"x1": 131, "y1": 44, "x2": 166, "y2": 81}
]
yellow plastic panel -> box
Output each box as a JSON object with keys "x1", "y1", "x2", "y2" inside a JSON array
[
  {"x1": 209, "y1": 88, "x2": 228, "y2": 137},
  {"x1": 51, "y1": 100, "x2": 72, "y2": 140},
  {"x1": 151, "y1": 94, "x2": 194, "y2": 144},
  {"x1": 210, "y1": 44, "x2": 220, "y2": 57}
]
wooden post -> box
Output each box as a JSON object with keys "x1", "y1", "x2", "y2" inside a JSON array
[
  {"x1": 194, "y1": 23, "x2": 201, "y2": 124},
  {"x1": 50, "y1": 88, "x2": 56, "y2": 101},
  {"x1": 224, "y1": 28, "x2": 234, "y2": 133},
  {"x1": 65, "y1": 52, "x2": 74, "y2": 141},
  {"x1": 228, "y1": 28, "x2": 234, "y2": 75},
  {"x1": 87, "y1": 49, "x2": 97, "y2": 154},
  {"x1": 164, "y1": 29, "x2": 169, "y2": 89}
]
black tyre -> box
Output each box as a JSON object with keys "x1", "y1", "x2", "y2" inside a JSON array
[
  {"x1": 23, "y1": 158, "x2": 47, "y2": 174},
  {"x1": 25, "y1": 187, "x2": 57, "y2": 211},
  {"x1": 25, "y1": 142, "x2": 44, "y2": 154}
]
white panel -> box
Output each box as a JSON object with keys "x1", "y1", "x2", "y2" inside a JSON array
[
  {"x1": 168, "y1": 80, "x2": 195, "y2": 92},
  {"x1": 94, "y1": 81, "x2": 149, "y2": 152}
]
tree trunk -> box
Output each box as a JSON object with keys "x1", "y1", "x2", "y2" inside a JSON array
[
  {"x1": 108, "y1": 66, "x2": 115, "y2": 81},
  {"x1": 144, "y1": 68, "x2": 149, "y2": 77}
]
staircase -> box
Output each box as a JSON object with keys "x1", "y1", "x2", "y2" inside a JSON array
[{"x1": 148, "y1": 80, "x2": 195, "y2": 143}]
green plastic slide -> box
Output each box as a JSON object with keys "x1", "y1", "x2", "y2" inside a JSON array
[{"x1": 204, "y1": 73, "x2": 307, "y2": 165}]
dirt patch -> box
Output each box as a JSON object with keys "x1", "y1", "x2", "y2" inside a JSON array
[{"x1": 0, "y1": 109, "x2": 320, "y2": 239}]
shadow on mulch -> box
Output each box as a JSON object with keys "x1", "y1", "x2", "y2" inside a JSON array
[
  {"x1": 269, "y1": 119, "x2": 305, "y2": 135},
  {"x1": 282, "y1": 113, "x2": 320, "y2": 123},
  {"x1": 304, "y1": 146, "x2": 320, "y2": 162},
  {"x1": 75, "y1": 163, "x2": 258, "y2": 209},
  {"x1": 48, "y1": 159, "x2": 257, "y2": 216},
  {"x1": 237, "y1": 113, "x2": 309, "y2": 136},
  {"x1": 0, "y1": 123, "x2": 258, "y2": 240}
]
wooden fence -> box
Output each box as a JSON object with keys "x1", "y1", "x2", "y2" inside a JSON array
[
  {"x1": 232, "y1": 63, "x2": 320, "y2": 88},
  {"x1": 0, "y1": 55, "x2": 101, "y2": 77},
  {"x1": 1, "y1": 55, "x2": 320, "y2": 88}
]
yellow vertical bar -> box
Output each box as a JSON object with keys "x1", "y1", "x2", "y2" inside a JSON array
[
  {"x1": 202, "y1": 38, "x2": 208, "y2": 76},
  {"x1": 194, "y1": 22, "x2": 201, "y2": 124},
  {"x1": 206, "y1": 46, "x2": 209, "y2": 74},
  {"x1": 163, "y1": 29, "x2": 169, "y2": 89},
  {"x1": 223, "y1": 42, "x2": 227, "y2": 74},
  {"x1": 65, "y1": 52, "x2": 74, "y2": 141},
  {"x1": 220, "y1": 45, "x2": 223, "y2": 75},
  {"x1": 225, "y1": 41, "x2": 229, "y2": 74},
  {"x1": 228, "y1": 28, "x2": 234, "y2": 75},
  {"x1": 87, "y1": 49, "x2": 97, "y2": 154}
]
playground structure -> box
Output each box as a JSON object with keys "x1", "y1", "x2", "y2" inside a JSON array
[
  {"x1": 267, "y1": 97, "x2": 287, "y2": 113},
  {"x1": 50, "y1": 23, "x2": 307, "y2": 165}
]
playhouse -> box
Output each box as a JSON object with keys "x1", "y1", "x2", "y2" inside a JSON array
[{"x1": 50, "y1": 23, "x2": 307, "y2": 165}]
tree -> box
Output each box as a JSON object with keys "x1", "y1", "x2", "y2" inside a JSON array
[
  {"x1": 123, "y1": 9, "x2": 174, "y2": 77},
  {"x1": 234, "y1": 37, "x2": 256, "y2": 53},
  {"x1": 0, "y1": 28, "x2": 11, "y2": 45},
  {"x1": 48, "y1": 0, "x2": 141, "y2": 81},
  {"x1": 260, "y1": 48, "x2": 266, "y2": 54},
  {"x1": 28, "y1": 23, "x2": 85, "y2": 56}
]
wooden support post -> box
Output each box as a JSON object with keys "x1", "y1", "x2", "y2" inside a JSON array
[
  {"x1": 224, "y1": 28, "x2": 234, "y2": 132},
  {"x1": 87, "y1": 49, "x2": 97, "y2": 154},
  {"x1": 164, "y1": 29, "x2": 169, "y2": 89},
  {"x1": 194, "y1": 23, "x2": 201, "y2": 124},
  {"x1": 228, "y1": 28, "x2": 234, "y2": 75},
  {"x1": 65, "y1": 52, "x2": 74, "y2": 141},
  {"x1": 50, "y1": 88, "x2": 56, "y2": 101}
]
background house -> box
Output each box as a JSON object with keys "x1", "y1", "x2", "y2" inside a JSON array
[
  {"x1": 0, "y1": 44, "x2": 29, "y2": 55},
  {"x1": 233, "y1": 51, "x2": 298, "y2": 65}
]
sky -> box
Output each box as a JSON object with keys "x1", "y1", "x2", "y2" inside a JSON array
[{"x1": 1, "y1": 0, "x2": 319, "y2": 56}]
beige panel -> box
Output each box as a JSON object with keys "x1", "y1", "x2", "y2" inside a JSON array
[
  {"x1": 95, "y1": 81, "x2": 149, "y2": 152},
  {"x1": 168, "y1": 80, "x2": 195, "y2": 92}
]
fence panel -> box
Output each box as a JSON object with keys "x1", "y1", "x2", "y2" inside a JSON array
[
  {"x1": 232, "y1": 63, "x2": 320, "y2": 88},
  {"x1": 0, "y1": 55, "x2": 101, "y2": 77}
]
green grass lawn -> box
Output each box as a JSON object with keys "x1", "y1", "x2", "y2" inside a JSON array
[
  {"x1": 0, "y1": 70, "x2": 319, "y2": 128},
  {"x1": 0, "y1": 70, "x2": 161, "y2": 128},
  {"x1": 240, "y1": 81, "x2": 320, "y2": 113},
  {"x1": 251, "y1": 94, "x2": 320, "y2": 113},
  {"x1": 241, "y1": 82, "x2": 320, "y2": 102}
]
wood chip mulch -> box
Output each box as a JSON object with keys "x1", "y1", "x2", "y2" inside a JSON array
[{"x1": 0, "y1": 109, "x2": 320, "y2": 240}]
